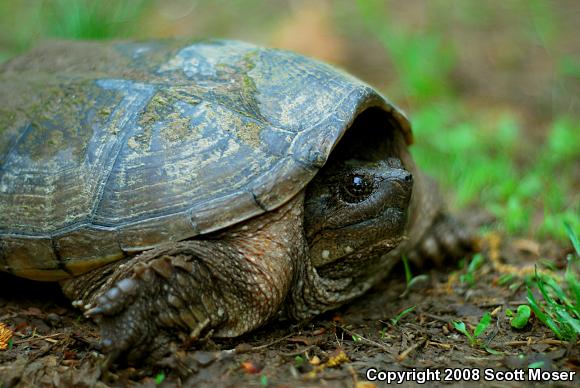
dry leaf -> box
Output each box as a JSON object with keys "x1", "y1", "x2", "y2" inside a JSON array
[
  {"x1": 241, "y1": 361, "x2": 260, "y2": 374},
  {"x1": 0, "y1": 323, "x2": 13, "y2": 350}
]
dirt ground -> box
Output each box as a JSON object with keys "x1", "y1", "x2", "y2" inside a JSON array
[{"x1": 0, "y1": 231, "x2": 577, "y2": 387}]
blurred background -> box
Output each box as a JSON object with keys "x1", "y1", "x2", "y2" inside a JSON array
[{"x1": 0, "y1": 0, "x2": 578, "y2": 241}]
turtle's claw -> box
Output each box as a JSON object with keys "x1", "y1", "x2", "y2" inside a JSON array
[
  {"x1": 80, "y1": 273, "x2": 167, "y2": 364},
  {"x1": 85, "y1": 278, "x2": 139, "y2": 318}
]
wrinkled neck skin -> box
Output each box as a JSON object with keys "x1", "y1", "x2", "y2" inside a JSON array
[
  {"x1": 287, "y1": 131, "x2": 414, "y2": 320},
  {"x1": 286, "y1": 189, "x2": 407, "y2": 321}
]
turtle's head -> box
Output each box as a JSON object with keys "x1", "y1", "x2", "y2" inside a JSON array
[
  {"x1": 304, "y1": 156, "x2": 413, "y2": 268},
  {"x1": 303, "y1": 107, "x2": 414, "y2": 270}
]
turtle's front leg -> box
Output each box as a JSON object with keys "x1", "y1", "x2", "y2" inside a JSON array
[
  {"x1": 61, "y1": 196, "x2": 304, "y2": 364},
  {"x1": 62, "y1": 241, "x2": 295, "y2": 364}
]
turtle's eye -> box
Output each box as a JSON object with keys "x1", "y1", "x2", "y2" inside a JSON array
[{"x1": 341, "y1": 174, "x2": 374, "y2": 203}]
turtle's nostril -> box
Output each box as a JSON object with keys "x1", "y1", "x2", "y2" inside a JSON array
[{"x1": 404, "y1": 173, "x2": 413, "y2": 182}]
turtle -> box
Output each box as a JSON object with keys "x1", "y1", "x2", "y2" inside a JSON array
[{"x1": 0, "y1": 39, "x2": 473, "y2": 363}]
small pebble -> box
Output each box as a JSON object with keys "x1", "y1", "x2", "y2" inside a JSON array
[
  {"x1": 234, "y1": 343, "x2": 253, "y2": 353},
  {"x1": 46, "y1": 313, "x2": 62, "y2": 324},
  {"x1": 193, "y1": 351, "x2": 215, "y2": 366}
]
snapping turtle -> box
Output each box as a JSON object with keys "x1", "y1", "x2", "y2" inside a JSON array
[{"x1": 0, "y1": 40, "x2": 472, "y2": 362}]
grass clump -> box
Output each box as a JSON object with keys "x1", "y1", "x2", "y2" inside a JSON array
[{"x1": 526, "y1": 224, "x2": 580, "y2": 341}]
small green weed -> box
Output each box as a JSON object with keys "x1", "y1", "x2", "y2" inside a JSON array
[
  {"x1": 452, "y1": 312, "x2": 492, "y2": 347},
  {"x1": 400, "y1": 256, "x2": 429, "y2": 297},
  {"x1": 460, "y1": 253, "x2": 485, "y2": 287},
  {"x1": 498, "y1": 272, "x2": 529, "y2": 292},
  {"x1": 154, "y1": 372, "x2": 165, "y2": 385},
  {"x1": 294, "y1": 355, "x2": 304, "y2": 368},
  {"x1": 378, "y1": 327, "x2": 388, "y2": 339},
  {"x1": 506, "y1": 305, "x2": 532, "y2": 329}
]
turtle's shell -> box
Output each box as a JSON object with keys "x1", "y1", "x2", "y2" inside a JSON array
[{"x1": 0, "y1": 39, "x2": 411, "y2": 281}]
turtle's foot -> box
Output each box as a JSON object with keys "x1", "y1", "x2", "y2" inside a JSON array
[
  {"x1": 63, "y1": 247, "x2": 225, "y2": 365},
  {"x1": 407, "y1": 214, "x2": 476, "y2": 267},
  {"x1": 84, "y1": 275, "x2": 173, "y2": 365}
]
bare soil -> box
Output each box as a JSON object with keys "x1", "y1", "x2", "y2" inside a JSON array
[{"x1": 0, "y1": 233, "x2": 577, "y2": 387}]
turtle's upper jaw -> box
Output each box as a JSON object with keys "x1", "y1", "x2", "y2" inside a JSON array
[{"x1": 304, "y1": 159, "x2": 413, "y2": 268}]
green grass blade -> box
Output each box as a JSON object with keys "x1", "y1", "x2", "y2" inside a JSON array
[
  {"x1": 402, "y1": 255, "x2": 412, "y2": 285},
  {"x1": 542, "y1": 274, "x2": 573, "y2": 308},
  {"x1": 390, "y1": 305, "x2": 416, "y2": 326},
  {"x1": 527, "y1": 287, "x2": 546, "y2": 321},
  {"x1": 565, "y1": 261, "x2": 580, "y2": 318},
  {"x1": 467, "y1": 253, "x2": 485, "y2": 273},
  {"x1": 528, "y1": 361, "x2": 545, "y2": 369},
  {"x1": 484, "y1": 346, "x2": 503, "y2": 355},
  {"x1": 527, "y1": 287, "x2": 563, "y2": 338},
  {"x1": 564, "y1": 222, "x2": 580, "y2": 256},
  {"x1": 534, "y1": 268, "x2": 556, "y2": 306}
]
